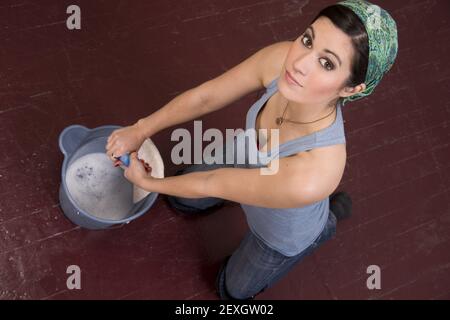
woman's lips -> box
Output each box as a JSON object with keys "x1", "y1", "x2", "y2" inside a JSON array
[{"x1": 285, "y1": 70, "x2": 302, "y2": 87}]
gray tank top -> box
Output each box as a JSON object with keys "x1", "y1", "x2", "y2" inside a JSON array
[{"x1": 228, "y1": 76, "x2": 346, "y2": 256}]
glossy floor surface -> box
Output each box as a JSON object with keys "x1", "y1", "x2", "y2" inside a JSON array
[{"x1": 0, "y1": 0, "x2": 449, "y2": 299}]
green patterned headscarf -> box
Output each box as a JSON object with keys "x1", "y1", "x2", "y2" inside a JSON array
[{"x1": 337, "y1": 0, "x2": 398, "y2": 106}]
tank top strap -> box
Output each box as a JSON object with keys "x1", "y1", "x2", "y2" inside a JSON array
[{"x1": 266, "y1": 77, "x2": 278, "y2": 90}]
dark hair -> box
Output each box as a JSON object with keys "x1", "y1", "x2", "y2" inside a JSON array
[{"x1": 310, "y1": 4, "x2": 369, "y2": 89}]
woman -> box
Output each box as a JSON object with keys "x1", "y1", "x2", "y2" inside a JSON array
[{"x1": 105, "y1": 0, "x2": 398, "y2": 299}]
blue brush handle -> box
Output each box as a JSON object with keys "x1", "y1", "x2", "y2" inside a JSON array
[{"x1": 115, "y1": 153, "x2": 130, "y2": 167}]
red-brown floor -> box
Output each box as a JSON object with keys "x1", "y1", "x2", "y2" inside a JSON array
[{"x1": 0, "y1": 0, "x2": 449, "y2": 300}]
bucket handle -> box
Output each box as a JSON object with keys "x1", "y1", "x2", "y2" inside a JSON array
[{"x1": 59, "y1": 125, "x2": 90, "y2": 157}]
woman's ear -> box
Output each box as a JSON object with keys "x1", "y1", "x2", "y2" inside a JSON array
[{"x1": 339, "y1": 83, "x2": 366, "y2": 99}]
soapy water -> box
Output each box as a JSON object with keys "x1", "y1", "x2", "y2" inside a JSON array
[{"x1": 65, "y1": 152, "x2": 134, "y2": 221}]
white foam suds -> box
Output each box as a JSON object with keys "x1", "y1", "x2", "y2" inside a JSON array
[{"x1": 65, "y1": 152, "x2": 133, "y2": 221}]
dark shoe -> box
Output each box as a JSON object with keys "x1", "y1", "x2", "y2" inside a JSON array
[
  {"x1": 165, "y1": 192, "x2": 226, "y2": 215},
  {"x1": 165, "y1": 194, "x2": 206, "y2": 214},
  {"x1": 329, "y1": 191, "x2": 352, "y2": 221},
  {"x1": 165, "y1": 167, "x2": 225, "y2": 215}
]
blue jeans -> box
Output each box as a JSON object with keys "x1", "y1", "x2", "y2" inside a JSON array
[
  {"x1": 216, "y1": 212, "x2": 337, "y2": 299},
  {"x1": 166, "y1": 147, "x2": 338, "y2": 299}
]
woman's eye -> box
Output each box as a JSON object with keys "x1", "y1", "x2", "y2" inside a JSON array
[
  {"x1": 320, "y1": 58, "x2": 334, "y2": 71},
  {"x1": 301, "y1": 35, "x2": 312, "y2": 48}
]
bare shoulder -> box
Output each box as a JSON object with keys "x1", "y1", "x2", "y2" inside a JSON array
[{"x1": 260, "y1": 41, "x2": 293, "y2": 87}]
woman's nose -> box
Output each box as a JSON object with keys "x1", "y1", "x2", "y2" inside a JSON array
[{"x1": 292, "y1": 53, "x2": 312, "y2": 76}]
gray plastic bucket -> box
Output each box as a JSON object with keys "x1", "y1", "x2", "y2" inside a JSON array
[{"x1": 58, "y1": 124, "x2": 159, "y2": 230}]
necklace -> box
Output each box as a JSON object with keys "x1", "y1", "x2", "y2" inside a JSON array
[{"x1": 275, "y1": 100, "x2": 337, "y2": 126}]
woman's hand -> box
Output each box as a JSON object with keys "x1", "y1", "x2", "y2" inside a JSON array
[
  {"x1": 119, "y1": 152, "x2": 154, "y2": 189},
  {"x1": 106, "y1": 122, "x2": 147, "y2": 162}
]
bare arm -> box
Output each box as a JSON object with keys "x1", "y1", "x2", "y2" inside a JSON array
[
  {"x1": 138, "y1": 155, "x2": 335, "y2": 209},
  {"x1": 139, "y1": 169, "x2": 211, "y2": 199},
  {"x1": 204, "y1": 157, "x2": 320, "y2": 208},
  {"x1": 135, "y1": 88, "x2": 209, "y2": 138}
]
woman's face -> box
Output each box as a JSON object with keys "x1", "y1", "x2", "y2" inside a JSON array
[{"x1": 279, "y1": 16, "x2": 358, "y2": 107}]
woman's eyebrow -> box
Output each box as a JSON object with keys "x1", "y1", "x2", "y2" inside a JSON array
[{"x1": 307, "y1": 26, "x2": 342, "y2": 67}]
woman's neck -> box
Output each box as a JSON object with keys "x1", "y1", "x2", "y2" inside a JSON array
[{"x1": 279, "y1": 95, "x2": 338, "y2": 131}]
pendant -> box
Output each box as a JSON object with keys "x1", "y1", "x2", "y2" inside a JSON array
[{"x1": 276, "y1": 117, "x2": 283, "y2": 125}]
